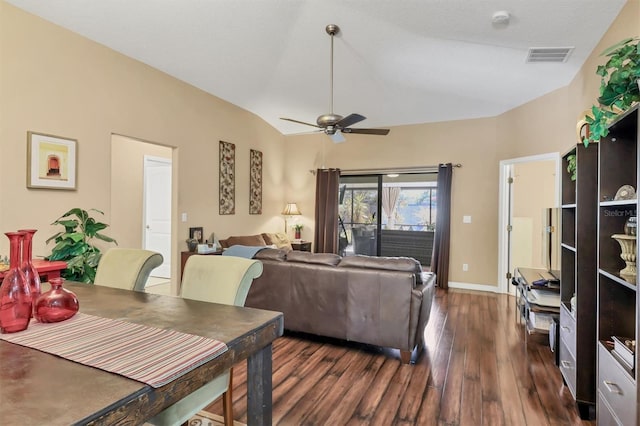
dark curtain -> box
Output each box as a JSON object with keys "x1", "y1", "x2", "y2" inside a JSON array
[
  {"x1": 431, "y1": 163, "x2": 453, "y2": 289},
  {"x1": 314, "y1": 168, "x2": 341, "y2": 253}
]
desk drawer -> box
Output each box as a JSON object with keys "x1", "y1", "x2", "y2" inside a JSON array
[
  {"x1": 559, "y1": 304, "x2": 576, "y2": 358},
  {"x1": 559, "y1": 339, "x2": 576, "y2": 398},
  {"x1": 598, "y1": 343, "x2": 636, "y2": 426},
  {"x1": 598, "y1": 390, "x2": 623, "y2": 426}
]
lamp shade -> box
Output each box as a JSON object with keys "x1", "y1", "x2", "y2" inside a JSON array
[{"x1": 281, "y1": 203, "x2": 301, "y2": 216}]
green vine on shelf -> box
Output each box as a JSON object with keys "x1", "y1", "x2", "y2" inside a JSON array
[
  {"x1": 582, "y1": 36, "x2": 640, "y2": 147},
  {"x1": 566, "y1": 154, "x2": 577, "y2": 182}
]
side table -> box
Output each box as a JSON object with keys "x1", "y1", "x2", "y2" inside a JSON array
[{"x1": 291, "y1": 241, "x2": 312, "y2": 252}]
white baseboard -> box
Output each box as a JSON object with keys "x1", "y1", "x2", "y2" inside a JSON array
[{"x1": 447, "y1": 281, "x2": 502, "y2": 293}]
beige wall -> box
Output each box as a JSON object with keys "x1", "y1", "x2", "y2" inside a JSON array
[
  {"x1": 1, "y1": 0, "x2": 638, "y2": 290},
  {"x1": 286, "y1": 117, "x2": 508, "y2": 286},
  {"x1": 0, "y1": 3, "x2": 285, "y2": 287}
]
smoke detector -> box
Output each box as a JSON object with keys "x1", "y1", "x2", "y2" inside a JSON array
[{"x1": 492, "y1": 11, "x2": 510, "y2": 26}]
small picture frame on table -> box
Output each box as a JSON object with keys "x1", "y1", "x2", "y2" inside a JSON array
[{"x1": 189, "y1": 227, "x2": 204, "y2": 243}]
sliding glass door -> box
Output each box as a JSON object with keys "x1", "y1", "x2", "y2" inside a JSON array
[
  {"x1": 338, "y1": 175, "x2": 379, "y2": 256},
  {"x1": 338, "y1": 173, "x2": 437, "y2": 266}
]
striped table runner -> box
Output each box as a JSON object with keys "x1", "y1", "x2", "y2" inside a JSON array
[{"x1": 0, "y1": 313, "x2": 228, "y2": 388}]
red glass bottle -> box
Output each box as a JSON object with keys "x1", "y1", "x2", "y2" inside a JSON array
[
  {"x1": 34, "y1": 277, "x2": 79, "y2": 323},
  {"x1": 0, "y1": 232, "x2": 32, "y2": 333},
  {"x1": 19, "y1": 229, "x2": 41, "y2": 315}
]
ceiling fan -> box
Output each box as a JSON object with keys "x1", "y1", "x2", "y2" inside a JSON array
[{"x1": 280, "y1": 24, "x2": 390, "y2": 143}]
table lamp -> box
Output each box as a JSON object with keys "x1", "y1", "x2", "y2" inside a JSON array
[{"x1": 282, "y1": 203, "x2": 301, "y2": 234}]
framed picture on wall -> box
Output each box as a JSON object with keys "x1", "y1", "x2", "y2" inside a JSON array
[
  {"x1": 219, "y1": 141, "x2": 236, "y2": 215},
  {"x1": 249, "y1": 149, "x2": 263, "y2": 214},
  {"x1": 27, "y1": 131, "x2": 78, "y2": 190}
]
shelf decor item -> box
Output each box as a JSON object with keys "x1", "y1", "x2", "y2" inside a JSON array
[
  {"x1": 19, "y1": 229, "x2": 41, "y2": 313},
  {"x1": 611, "y1": 234, "x2": 637, "y2": 282},
  {"x1": 34, "y1": 277, "x2": 79, "y2": 323},
  {"x1": 582, "y1": 37, "x2": 640, "y2": 147},
  {"x1": 614, "y1": 184, "x2": 636, "y2": 201},
  {"x1": 625, "y1": 216, "x2": 637, "y2": 236},
  {"x1": 0, "y1": 232, "x2": 32, "y2": 333}
]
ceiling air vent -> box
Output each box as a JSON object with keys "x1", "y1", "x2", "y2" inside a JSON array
[{"x1": 526, "y1": 47, "x2": 574, "y2": 63}]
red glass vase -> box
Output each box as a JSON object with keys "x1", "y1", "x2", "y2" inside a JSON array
[
  {"x1": 19, "y1": 229, "x2": 41, "y2": 315},
  {"x1": 0, "y1": 232, "x2": 32, "y2": 333},
  {"x1": 295, "y1": 230, "x2": 301, "y2": 239},
  {"x1": 34, "y1": 277, "x2": 79, "y2": 323}
]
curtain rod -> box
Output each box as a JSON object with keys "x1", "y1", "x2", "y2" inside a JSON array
[{"x1": 335, "y1": 164, "x2": 461, "y2": 176}]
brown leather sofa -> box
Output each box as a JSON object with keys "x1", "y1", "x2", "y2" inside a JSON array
[{"x1": 245, "y1": 249, "x2": 436, "y2": 364}]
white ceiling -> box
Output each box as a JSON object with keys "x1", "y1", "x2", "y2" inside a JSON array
[{"x1": 7, "y1": 0, "x2": 627, "y2": 135}]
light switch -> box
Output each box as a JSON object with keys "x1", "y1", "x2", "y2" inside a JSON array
[
  {"x1": 181, "y1": 212, "x2": 188, "y2": 222},
  {"x1": 463, "y1": 215, "x2": 472, "y2": 223}
]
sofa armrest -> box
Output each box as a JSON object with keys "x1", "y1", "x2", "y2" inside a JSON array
[{"x1": 409, "y1": 272, "x2": 436, "y2": 350}]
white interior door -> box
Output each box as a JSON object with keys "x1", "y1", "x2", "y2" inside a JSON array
[{"x1": 143, "y1": 156, "x2": 172, "y2": 278}]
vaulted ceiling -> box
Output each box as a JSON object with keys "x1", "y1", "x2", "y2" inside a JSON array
[{"x1": 7, "y1": 0, "x2": 628, "y2": 135}]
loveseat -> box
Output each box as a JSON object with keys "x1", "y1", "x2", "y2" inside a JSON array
[{"x1": 244, "y1": 249, "x2": 436, "y2": 364}]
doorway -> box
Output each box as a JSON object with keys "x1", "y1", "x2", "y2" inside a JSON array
[
  {"x1": 498, "y1": 153, "x2": 560, "y2": 294},
  {"x1": 110, "y1": 135, "x2": 173, "y2": 284}
]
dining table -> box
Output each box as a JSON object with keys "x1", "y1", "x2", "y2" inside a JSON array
[{"x1": 0, "y1": 281, "x2": 284, "y2": 425}]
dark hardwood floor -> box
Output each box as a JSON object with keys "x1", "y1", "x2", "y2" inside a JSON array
[{"x1": 206, "y1": 289, "x2": 595, "y2": 425}]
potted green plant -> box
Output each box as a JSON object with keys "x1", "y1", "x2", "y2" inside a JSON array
[
  {"x1": 583, "y1": 36, "x2": 640, "y2": 147},
  {"x1": 46, "y1": 208, "x2": 117, "y2": 283},
  {"x1": 293, "y1": 224, "x2": 303, "y2": 240}
]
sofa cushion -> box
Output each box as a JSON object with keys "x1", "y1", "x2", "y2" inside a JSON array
[
  {"x1": 262, "y1": 232, "x2": 293, "y2": 250},
  {"x1": 253, "y1": 248, "x2": 287, "y2": 261},
  {"x1": 338, "y1": 255, "x2": 423, "y2": 284},
  {"x1": 286, "y1": 251, "x2": 341, "y2": 266},
  {"x1": 219, "y1": 234, "x2": 266, "y2": 249}
]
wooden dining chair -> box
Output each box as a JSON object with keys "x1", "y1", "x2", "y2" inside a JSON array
[
  {"x1": 93, "y1": 248, "x2": 164, "y2": 291},
  {"x1": 148, "y1": 255, "x2": 263, "y2": 426}
]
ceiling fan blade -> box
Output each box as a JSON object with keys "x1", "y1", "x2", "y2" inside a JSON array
[
  {"x1": 343, "y1": 128, "x2": 390, "y2": 135},
  {"x1": 329, "y1": 130, "x2": 346, "y2": 143},
  {"x1": 335, "y1": 113, "x2": 366, "y2": 128},
  {"x1": 280, "y1": 117, "x2": 321, "y2": 128}
]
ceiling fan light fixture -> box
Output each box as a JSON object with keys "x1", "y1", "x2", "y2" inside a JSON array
[{"x1": 279, "y1": 24, "x2": 390, "y2": 142}]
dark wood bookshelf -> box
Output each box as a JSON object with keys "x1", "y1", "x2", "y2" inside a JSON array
[
  {"x1": 596, "y1": 105, "x2": 639, "y2": 425},
  {"x1": 560, "y1": 141, "x2": 599, "y2": 419}
]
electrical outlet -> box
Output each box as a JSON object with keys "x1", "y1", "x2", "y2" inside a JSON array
[
  {"x1": 462, "y1": 263, "x2": 469, "y2": 271},
  {"x1": 181, "y1": 212, "x2": 188, "y2": 222}
]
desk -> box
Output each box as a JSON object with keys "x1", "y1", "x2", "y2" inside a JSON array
[
  {"x1": 0, "y1": 282, "x2": 283, "y2": 425},
  {"x1": 514, "y1": 267, "x2": 560, "y2": 349},
  {"x1": 0, "y1": 259, "x2": 66, "y2": 282}
]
